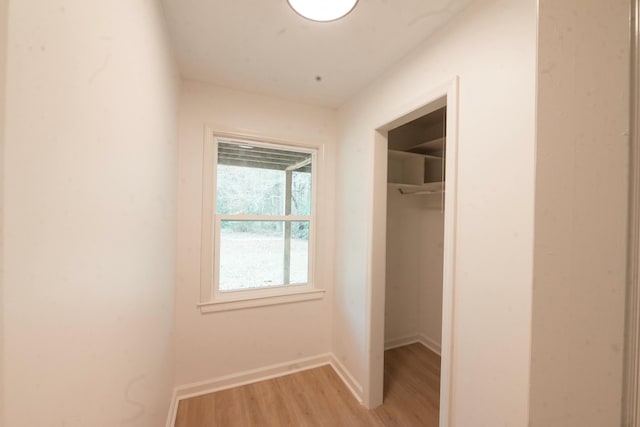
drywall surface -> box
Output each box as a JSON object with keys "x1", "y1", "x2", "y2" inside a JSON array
[
  {"x1": 385, "y1": 189, "x2": 444, "y2": 351},
  {"x1": 0, "y1": 0, "x2": 6, "y2": 424},
  {"x1": 530, "y1": 1, "x2": 630, "y2": 426},
  {"x1": 3, "y1": 1, "x2": 178, "y2": 425},
  {"x1": 384, "y1": 190, "x2": 423, "y2": 342},
  {"x1": 418, "y1": 206, "x2": 444, "y2": 351},
  {"x1": 385, "y1": 118, "x2": 445, "y2": 351},
  {"x1": 175, "y1": 80, "x2": 336, "y2": 386},
  {"x1": 335, "y1": 0, "x2": 536, "y2": 424}
]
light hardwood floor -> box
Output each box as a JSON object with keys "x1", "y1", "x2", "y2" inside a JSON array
[{"x1": 175, "y1": 343, "x2": 440, "y2": 427}]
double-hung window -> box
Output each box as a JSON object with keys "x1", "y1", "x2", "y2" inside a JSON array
[{"x1": 199, "y1": 132, "x2": 323, "y2": 312}]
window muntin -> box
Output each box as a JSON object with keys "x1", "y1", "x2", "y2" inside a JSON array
[{"x1": 211, "y1": 138, "x2": 316, "y2": 298}]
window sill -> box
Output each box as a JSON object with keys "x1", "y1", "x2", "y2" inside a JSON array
[{"x1": 197, "y1": 288, "x2": 325, "y2": 313}]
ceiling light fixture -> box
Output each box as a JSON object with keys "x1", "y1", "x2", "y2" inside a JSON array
[{"x1": 287, "y1": 0, "x2": 358, "y2": 22}]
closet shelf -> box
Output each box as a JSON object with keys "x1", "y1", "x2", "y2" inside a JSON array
[
  {"x1": 406, "y1": 137, "x2": 445, "y2": 156},
  {"x1": 388, "y1": 149, "x2": 441, "y2": 160},
  {"x1": 388, "y1": 182, "x2": 443, "y2": 195}
]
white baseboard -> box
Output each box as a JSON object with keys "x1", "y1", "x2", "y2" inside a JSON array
[
  {"x1": 166, "y1": 390, "x2": 179, "y2": 427},
  {"x1": 417, "y1": 334, "x2": 441, "y2": 356},
  {"x1": 166, "y1": 353, "x2": 361, "y2": 427},
  {"x1": 385, "y1": 333, "x2": 441, "y2": 356},
  {"x1": 384, "y1": 334, "x2": 421, "y2": 350},
  {"x1": 328, "y1": 355, "x2": 364, "y2": 404}
]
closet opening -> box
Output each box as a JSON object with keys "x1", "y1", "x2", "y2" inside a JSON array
[
  {"x1": 383, "y1": 105, "x2": 446, "y2": 424},
  {"x1": 367, "y1": 78, "x2": 458, "y2": 426}
]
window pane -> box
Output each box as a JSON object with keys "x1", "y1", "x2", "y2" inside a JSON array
[
  {"x1": 216, "y1": 165, "x2": 284, "y2": 215},
  {"x1": 216, "y1": 140, "x2": 312, "y2": 216},
  {"x1": 289, "y1": 221, "x2": 309, "y2": 284},
  {"x1": 219, "y1": 220, "x2": 309, "y2": 291},
  {"x1": 291, "y1": 171, "x2": 312, "y2": 216}
]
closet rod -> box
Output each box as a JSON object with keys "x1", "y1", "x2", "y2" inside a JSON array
[{"x1": 397, "y1": 188, "x2": 442, "y2": 196}]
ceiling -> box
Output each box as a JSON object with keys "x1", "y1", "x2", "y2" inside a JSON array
[{"x1": 160, "y1": 0, "x2": 472, "y2": 108}]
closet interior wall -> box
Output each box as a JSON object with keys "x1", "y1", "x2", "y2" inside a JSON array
[{"x1": 385, "y1": 110, "x2": 445, "y2": 353}]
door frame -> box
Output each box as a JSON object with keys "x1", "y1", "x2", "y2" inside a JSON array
[
  {"x1": 624, "y1": 0, "x2": 640, "y2": 425},
  {"x1": 365, "y1": 77, "x2": 459, "y2": 427}
]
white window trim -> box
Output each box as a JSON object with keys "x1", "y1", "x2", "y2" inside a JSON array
[{"x1": 199, "y1": 128, "x2": 324, "y2": 313}]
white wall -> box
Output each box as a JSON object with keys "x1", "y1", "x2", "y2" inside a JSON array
[
  {"x1": 384, "y1": 191, "x2": 423, "y2": 343},
  {"x1": 3, "y1": 1, "x2": 178, "y2": 425},
  {"x1": 174, "y1": 80, "x2": 337, "y2": 387},
  {"x1": 335, "y1": 0, "x2": 537, "y2": 424},
  {"x1": 418, "y1": 207, "x2": 444, "y2": 350},
  {"x1": 385, "y1": 189, "x2": 443, "y2": 351},
  {"x1": 530, "y1": 1, "x2": 630, "y2": 426},
  {"x1": 0, "y1": 0, "x2": 6, "y2": 424}
]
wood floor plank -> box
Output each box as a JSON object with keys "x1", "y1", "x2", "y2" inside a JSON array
[
  {"x1": 290, "y1": 367, "x2": 341, "y2": 426},
  {"x1": 385, "y1": 346, "x2": 439, "y2": 401},
  {"x1": 242, "y1": 376, "x2": 295, "y2": 426},
  {"x1": 310, "y1": 365, "x2": 384, "y2": 427},
  {"x1": 274, "y1": 371, "x2": 318, "y2": 426},
  {"x1": 374, "y1": 343, "x2": 440, "y2": 426},
  {"x1": 175, "y1": 394, "x2": 216, "y2": 427},
  {"x1": 214, "y1": 386, "x2": 248, "y2": 427},
  {"x1": 175, "y1": 343, "x2": 439, "y2": 427}
]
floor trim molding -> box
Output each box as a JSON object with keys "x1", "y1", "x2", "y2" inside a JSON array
[
  {"x1": 384, "y1": 334, "x2": 420, "y2": 350},
  {"x1": 385, "y1": 333, "x2": 441, "y2": 356},
  {"x1": 418, "y1": 334, "x2": 442, "y2": 356},
  {"x1": 166, "y1": 352, "x2": 362, "y2": 427},
  {"x1": 328, "y1": 355, "x2": 364, "y2": 404}
]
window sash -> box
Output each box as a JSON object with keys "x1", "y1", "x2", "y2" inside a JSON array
[
  {"x1": 215, "y1": 214, "x2": 312, "y2": 221},
  {"x1": 206, "y1": 134, "x2": 318, "y2": 303},
  {"x1": 212, "y1": 217, "x2": 313, "y2": 297}
]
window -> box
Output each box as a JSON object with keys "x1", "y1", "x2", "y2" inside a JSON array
[{"x1": 199, "y1": 132, "x2": 324, "y2": 312}]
